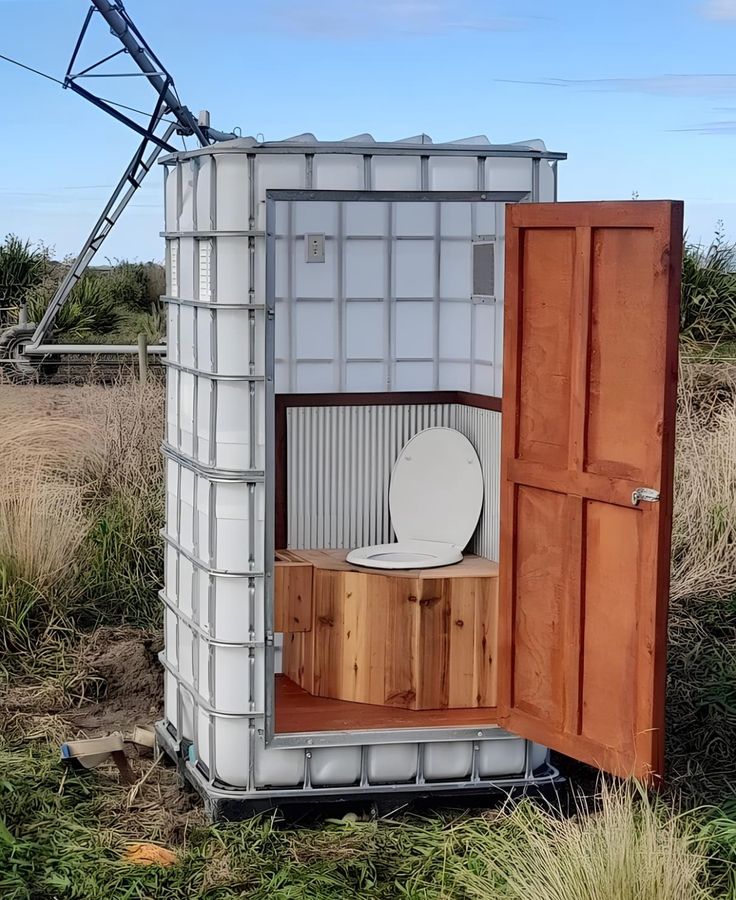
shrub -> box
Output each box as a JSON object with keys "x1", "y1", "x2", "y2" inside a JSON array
[
  {"x1": 0, "y1": 235, "x2": 50, "y2": 326},
  {"x1": 104, "y1": 260, "x2": 165, "y2": 313},
  {"x1": 26, "y1": 273, "x2": 120, "y2": 341},
  {"x1": 681, "y1": 228, "x2": 736, "y2": 345},
  {"x1": 103, "y1": 261, "x2": 147, "y2": 310}
]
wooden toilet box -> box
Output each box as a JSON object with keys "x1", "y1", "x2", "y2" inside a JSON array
[{"x1": 275, "y1": 549, "x2": 498, "y2": 711}]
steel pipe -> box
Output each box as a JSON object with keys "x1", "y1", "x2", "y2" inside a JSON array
[{"x1": 24, "y1": 343, "x2": 166, "y2": 355}]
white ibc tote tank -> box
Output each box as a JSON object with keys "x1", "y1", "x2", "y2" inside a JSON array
[{"x1": 157, "y1": 132, "x2": 563, "y2": 808}]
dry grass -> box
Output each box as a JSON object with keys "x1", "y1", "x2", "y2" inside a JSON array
[
  {"x1": 0, "y1": 387, "x2": 105, "y2": 628},
  {"x1": 456, "y1": 781, "x2": 713, "y2": 900},
  {"x1": 74, "y1": 379, "x2": 164, "y2": 496},
  {"x1": 0, "y1": 416, "x2": 101, "y2": 482},
  {"x1": 3, "y1": 363, "x2": 733, "y2": 604},
  {"x1": 671, "y1": 363, "x2": 736, "y2": 601},
  {"x1": 0, "y1": 379, "x2": 163, "y2": 490},
  {"x1": 0, "y1": 473, "x2": 90, "y2": 592},
  {"x1": 94, "y1": 752, "x2": 206, "y2": 845},
  {"x1": 0, "y1": 380, "x2": 165, "y2": 650}
]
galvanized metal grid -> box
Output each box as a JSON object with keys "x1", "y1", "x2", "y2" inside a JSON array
[
  {"x1": 454, "y1": 403, "x2": 502, "y2": 560},
  {"x1": 162, "y1": 150, "x2": 271, "y2": 790},
  {"x1": 160, "y1": 133, "x2": 567, "y2": 164},
  {"x1": 269, "y1": 190, "x2": 527, "y2": 397}
]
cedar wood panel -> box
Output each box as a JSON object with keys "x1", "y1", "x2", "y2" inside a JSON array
[
  {"x1": 498, "y1": 200, "x2": 683, "y2": 783},
  {"x1": 281, "y1": 552, "x2": 499, "y2": 711}
]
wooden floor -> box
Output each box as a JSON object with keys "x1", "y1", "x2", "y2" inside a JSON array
[{"x1": 275, "y1": 675, "x2": 498, "y2": 733}]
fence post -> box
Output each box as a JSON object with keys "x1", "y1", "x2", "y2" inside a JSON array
[{"x1": 137, "y1": 332, "x2": 148, "y2": 382}]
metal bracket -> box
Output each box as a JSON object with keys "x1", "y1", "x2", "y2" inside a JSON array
[{"x1": 631, "y1": 487, "x2": 660, "y2": 506}]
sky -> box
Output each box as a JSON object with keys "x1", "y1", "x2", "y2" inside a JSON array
[{"x1": 2, "y1": 0, "x2": 736, "y2": 262}]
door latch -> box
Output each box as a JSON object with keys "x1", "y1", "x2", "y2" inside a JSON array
[{"x1": 631, "y1": 487, "x2": 660, "y2": 506}]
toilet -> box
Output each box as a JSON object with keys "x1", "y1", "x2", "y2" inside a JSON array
[{"x1": 346, "y1": 427, "x2": 484, "y2": 570}]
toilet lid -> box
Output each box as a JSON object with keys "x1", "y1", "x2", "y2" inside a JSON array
[{"x1": 389, "y1": 428, "x2": 483, "y2": 549}]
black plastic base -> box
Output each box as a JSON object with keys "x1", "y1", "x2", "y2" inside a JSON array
[{"x1": 203, "y1": 777, "x2": 567, "y2": 824}]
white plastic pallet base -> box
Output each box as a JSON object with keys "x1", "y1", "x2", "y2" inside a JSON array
[{"x1": 155, "y1": 720, "x2": 561, "y2": 822}]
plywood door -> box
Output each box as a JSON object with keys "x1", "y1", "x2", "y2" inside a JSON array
[{"x1": 498, "y1": 201, "x2": 683, "y2": 782}]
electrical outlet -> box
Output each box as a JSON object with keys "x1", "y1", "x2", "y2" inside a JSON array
[{"x1": 305, "y1": 233, "x2": 325, "y2": 263}]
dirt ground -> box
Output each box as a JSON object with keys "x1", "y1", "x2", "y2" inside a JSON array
[
  {"x1": 65, "y1": 627, "x2": 164, "y2": 733},
  {"x1": 0, "y1": 627, "x2": 205, "y2": 842},
  {"x1": 2, "y1": 628, "x2": 162, "y2": 736}
]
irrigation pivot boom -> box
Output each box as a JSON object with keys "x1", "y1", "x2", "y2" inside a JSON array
[{"x1": 0, "y1": 0, "x2": 236, "y2": 377}]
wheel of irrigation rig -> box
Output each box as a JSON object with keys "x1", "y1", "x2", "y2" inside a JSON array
[{"x1": 0, "y1": 324, "x2": 59, "y2": 382}]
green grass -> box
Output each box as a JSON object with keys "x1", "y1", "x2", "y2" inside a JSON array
[
  {"x1": 0, "y1": 743, "x2": 730, "y2": 900},
  {"x1": 0, "y1": 367, "x2": 735, "y2": 898},
  {"x1": 667, "y1": 592, "x2": 736, "y2": 805},
  {"x1": 71, "y1": 490, "x2": 164, "y2": 631}
]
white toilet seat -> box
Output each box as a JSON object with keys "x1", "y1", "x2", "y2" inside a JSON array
[
  {"x1": 346, "y1": 539, "x2": 462, "y2": 570},
  {"x1": 348, "y1": 427, "x2": 483, "y2": 571}
]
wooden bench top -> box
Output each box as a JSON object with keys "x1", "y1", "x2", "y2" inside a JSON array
[{"x1": 276, "y1": 548, "x2": 498, "y2": 579}]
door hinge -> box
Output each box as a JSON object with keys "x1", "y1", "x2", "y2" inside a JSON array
[{"x1": 631, "y1": 487, "x2": 660, "y2": 506}]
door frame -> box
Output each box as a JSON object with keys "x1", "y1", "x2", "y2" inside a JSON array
[{"x1": 264, "y1": 189, "x2": 525, "y2": 748}]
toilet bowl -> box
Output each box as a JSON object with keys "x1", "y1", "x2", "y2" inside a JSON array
[{"x1": 346, "y1": 427, "x2": 483, "y2": 570}]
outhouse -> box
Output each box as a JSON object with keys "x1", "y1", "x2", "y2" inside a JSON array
[{"x1": 155, "y1": 132, "x2": 682, "y2": 818}]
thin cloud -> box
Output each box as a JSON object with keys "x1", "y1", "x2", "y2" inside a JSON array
[
  {"x1": 266, "y1": 0, "x2": 530, "y2": 38},
  {"x1": 701, "y1": 0, "x2": 736, "y2": 20},
  {"x1": 675, "y1": 120, "x2": 736, "y2": 134},
  {"x1": 496, "y1": 74, "x2": 736, "y2": 97}
]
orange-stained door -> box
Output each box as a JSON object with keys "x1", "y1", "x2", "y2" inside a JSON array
[{"x1": 498, "y1": 200, "x2": 683, "y2": 782}]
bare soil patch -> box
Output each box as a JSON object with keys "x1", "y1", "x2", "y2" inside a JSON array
[
  {"x1": 1, "y1": 626, "x2": 204, "y2": 842},
  {"x1": 68, "y1": 626, "x2": 164, "y2": 734}
]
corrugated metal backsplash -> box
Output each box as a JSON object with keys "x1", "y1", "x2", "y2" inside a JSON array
[
  {"x1": 286, "y1": 403, "x2": 500, "y2": 560},
  {"x1": 451, "y1": 403, "x2": 501, "y2": 560}
]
